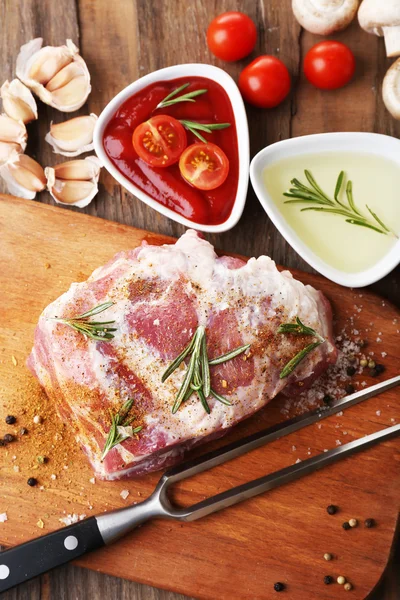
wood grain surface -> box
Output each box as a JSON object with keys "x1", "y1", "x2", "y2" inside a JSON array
[{"x1": 0, "y1": 0, "x2": 399, "y2": 598}]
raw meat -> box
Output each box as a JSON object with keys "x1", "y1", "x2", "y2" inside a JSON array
[{"x1": 28, "y1": 230, "x2": 337, "y2": 480}]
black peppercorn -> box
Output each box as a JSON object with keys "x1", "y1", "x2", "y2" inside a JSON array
[
  {"x1": 327, "y1": 504, "x2": 338, "y2": 515},
  {"x1": 346, "y1": 366, "x2": 356, "y2": 376},
  {"x1": 27, "y1": 477, "x2": 37, "y2": 487},
  {"x1": 375, "y1": 364, "x2": 385, "y2": 375},
  {"x1": 3, "y1": 433, "x2": 14, "y2": 443},
  {"x1": 342, "y1": 521, "x2": 351, "y2": 530},
  {"x1": 369, "y1": 368, "x2": 378, "y2": 377},
  {"x1": 19, "y1": 427, "x2": 28, "y2": 436},
  {"x1": 345, "y1": 384, "x2": 355, "y2": 395},
  {"x1": 365, "y1": 518, "x2": 375, "y2": 528},
  {"x1": 5, "y1": 415, "x2": 16, "y2": 425},
  {"x1": 274, "y1": 582, "x2": 285, "y2": 592},
  {"x1": 323, "y1": 394, "x2": 332, "y2": 405},
  {"x1": 0, "y1": 440, "x2": 5, "y2": 447},
  {"x1": 324, "y1": 576, "x2": 333, "y2": 585}
]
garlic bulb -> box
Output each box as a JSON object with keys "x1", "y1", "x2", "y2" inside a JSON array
[
  {"x1": 45, "y1": 156, "x2": 101, "y2": 208},
  {"x1": 16, "y1": 38, "x2": 91, "y2": 112},
  {"x1": 1, "y1": 79, "x2": 38, "y2": 123},
  {"x1": 0, "y1": 114, "x2": 27, "y2": 164},
  {"x1": 0, "y1": 151, "x2": 46, "y2": 199},
  {"x1": 45, "y1": 113, "x2": 98, "y2": 156}
]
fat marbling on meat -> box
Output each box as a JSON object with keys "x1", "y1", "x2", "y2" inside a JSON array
[{"x1": 28, "y1": 230, "x2": 337, "y2": 480}]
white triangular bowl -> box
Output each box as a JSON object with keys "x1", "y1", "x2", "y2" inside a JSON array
[
  {"x1": 94, "y1": 64, "x2": 249, "y2": 233},
  {"x1": 250, "y1": 132, "x2": 400, "y2": 288}
]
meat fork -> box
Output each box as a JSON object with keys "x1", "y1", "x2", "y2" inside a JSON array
[{"x1": 1, "y1": 375, "x2": 399, "y2": 592}]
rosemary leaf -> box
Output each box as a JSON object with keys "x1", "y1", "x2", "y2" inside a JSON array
[
  {"x1": 172, "y1": 352, "x2": 197, "y2": 414},
  {"x1": 201, "y1": 335, "x2": 211, "y2": 399},
  {"x1": 197, "y1": 388, "x2": 211, "y2": 414},
  {"x1": 304, "y1": 170, "x2": 333, "y2": 204},
  {"x1": 161, "y1": 334, "x2": 196, "y2": 382},
  {"x1": 366, "y1": 205, "x2": 391, "y2": 233},
  {"x1": 345, "y1": 180, "x2": 362, "y2": 216},
  {"x1": 157, "y1": 86, "x2": 207, "y2": 109},
  {"x1": 210, "y1": 389, "x2": 232, "y2": 406},
  {"x1": 279, "y1": 341, "x2": 323, "y2": 379},
  {"x1": 277, "y1": 317, "x2": 318, "y2": 338},
  {"x1": 101, "y1": 399, "x2": 140, "y2": 461},
  {"x1": 208, "y1": 343, "x2": 250, "y2": 366},
  {"x1": 345, "y1": 219, "x2": 387, "y2": 234},
  {"x1": 55, "y1": 301, "x2": 116, "y2": 341},
  {"x1": 334, "y1": 170, "x2": 344, "y2": 201}
]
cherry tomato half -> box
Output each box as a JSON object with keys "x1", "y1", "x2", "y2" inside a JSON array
[
  {"x1": 304, "y1": 41, "x2": 355, "y2": 90},
  {"x1": 207, "y1": 11, "x2": 257, "y2": 62},
  {"x1": 179, "y1": 142, "x2": 229, "y2": 190},
  {"x1": 132, "y1": 115, "x2": 187, "y2": 167},
  {"x1": 238, "y1": 55, "x2": 291, "y2": 108}
]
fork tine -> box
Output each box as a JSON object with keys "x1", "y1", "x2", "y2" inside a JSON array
[{"x1": 163, "y1": 375, "x2": 400, "y2": 485}]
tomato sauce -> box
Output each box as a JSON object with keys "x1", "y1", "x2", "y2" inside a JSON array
[{"x1": 103, "y1": 77, "x2": 239, "y2": 225}]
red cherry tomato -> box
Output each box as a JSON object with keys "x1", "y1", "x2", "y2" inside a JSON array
[
  {"x1": 179, "y1": 142, "x2": 229, "y2": 190},
  {"x1": 207, "y1": 11, "x2": 257, "y2": 62},
  {"x1": 304, "y1": 41, "x2": 355, "y2": 90},
  {"x1": 238, "y1": 56, "x2": 291, "y2": 108},
  {"x1": 132, "y1": 115, "x2": 187, "y2": 167}
]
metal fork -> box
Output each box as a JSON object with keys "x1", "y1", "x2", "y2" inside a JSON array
[{"x1": 1, "y1": 375, "x2": 399, "y2": 592}]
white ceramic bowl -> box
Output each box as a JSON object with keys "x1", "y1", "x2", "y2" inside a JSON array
[
  {"x1": 94, "y1": 63, "x2": 249, "y2": 233},
  {"x1": 250, "y1": 132, "x2": 400, "y2": 288}
]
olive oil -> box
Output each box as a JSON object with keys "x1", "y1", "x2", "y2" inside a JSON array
[{"x1": 263, "y1": 152, "x2": 400, "y2": 273}]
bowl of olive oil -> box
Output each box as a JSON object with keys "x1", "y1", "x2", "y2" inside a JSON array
[{"x1": 250, "y1": 133, "x2": 400, "y2": 287}]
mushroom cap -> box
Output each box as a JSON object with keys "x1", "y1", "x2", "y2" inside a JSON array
[
  {"x1": 359, "y1": 0, "x2": 400, "y2": 34},
  {"x1": 292, "y1": 0, "x2": 359, "y2": 35},
  {"x1": 383, "y1": 58, "x2": 400, "y2": 120}
]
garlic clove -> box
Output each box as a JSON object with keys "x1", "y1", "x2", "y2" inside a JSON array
[
  {"x1": 0, "y1": 150, "x2": 46, "y2": 199},
  {"x1": 16, "y1": 38, "x2": 91, "y2": 112},
  {"x1": 0, "y1": 114, "x2": 27, "y2": 149},
  {"x1": 45, "y1": 156, "x2": 101, "y2": 208},
  {"x1": 0, "y1": 141, "x2": 23, "y2": 164},
  {"x1": 0, "y1": 79, "x2": 38, "y2": 124},
  {"x1": 45, "y1": 113, "x2": 97, "y2": 156}
]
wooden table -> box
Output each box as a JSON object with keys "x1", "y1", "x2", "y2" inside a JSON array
[{"x1": 0, "y1": 0, "x2": 399, "y2": 598}]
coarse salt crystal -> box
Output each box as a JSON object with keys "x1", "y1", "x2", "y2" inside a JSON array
[
  {"x1": 13, "y1": 465, "x2": 20, "y2": 472},
  {"x1": 337, "y1": 411, "x2": 343, "y2": 417},
  {"x1": 295, "y1": 458, "x2": 301, "y2": 464},
  {"x1": 33, "y1": 415, "x2": 42, "y2": 424},
  {"x1": 0, "y1": 513, "x2": 7, "y2": 523},
  {"x1": 120, "y1": 490, "x2": 130, "y2": 500},
  {"x1": 291, "y1": 445, "x2": 296, "y2": 451},
  {"x1": 50, "y1": 474, "x2": 57, "y2": 480},
  {"x1": 391, "y1": 418, "x2": 396, "y2": 423},
  {"x1": 317, "y1": 423, "x2": 322, "y2": 429},
  {"x1": 342, "y1": 431, "x2": 348, "y2": 435},
  {"x1": 153, "y1": 319, "x2": 160, "y2": 326},
  {"x1": 376, "y1": 337, "x2": 382, "y2": 343},
  {"x1": 90, "y1": 477, "x2": 95, "y2": 484},
  {"x1": 376, "y1": 410, "x2": 381, "y2": 416},
  {"x1": 336, "y1": 440, "x2": 342, "y2": 446},
  {"x1": 381, "y1": 352, "x2": 387, "y2": 358},
  {"x1": 323, "y1": 449, "x2": 328, "y2": 453},
  {"x1": 361, "y1": 381, "x2": 367, "y2": 387}
]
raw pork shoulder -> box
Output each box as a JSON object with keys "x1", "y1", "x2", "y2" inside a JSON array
[{"x1": 28, "y1": 230, "x2": 337, "y2": 480}]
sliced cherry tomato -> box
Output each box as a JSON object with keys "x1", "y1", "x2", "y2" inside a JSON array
[
  {"x1": 238, "y1": 56, "x2": 291, "y2": 108},
  {"x1": 304, "y1": 41, "x2": 355, "y2": 90},
  {"x1": 132, "y1": 115, "x2": 187, "y2": 167},
  {"x1": 179, "y1": 143, "x2": 229, "y2": 191},
  {"x1": 207, "y1": 11, "x2": 257, "y2": 62}
]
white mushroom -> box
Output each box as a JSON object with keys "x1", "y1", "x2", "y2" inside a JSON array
[
  {"x1": 383, "y1": 58, "x2": 400, "y2": 119},
  {"x1": 16, "y1": 38, "x2": 91, "y2": 112},
  {"x1": 359, "y1": 0, "x2": 400, "y2": 57},
  {"x1": 292, "y1": 0, "x2": 359, "y2": 35},
  {"x1": 45, "y1": 114, "x2": 97, "y2": 156},
  {"x1": 0, "y1": 151, "x2": 46, "y2": 199},
  {"x1": 45, "y1": 156, "x2": 101, "y2": 208},
  {"x1": 0, "y1": 79, "x2": 38, "y2": 124}
]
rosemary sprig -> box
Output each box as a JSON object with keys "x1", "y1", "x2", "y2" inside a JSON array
[
  {"x1": 278, "y1": 317, "x2": 325, "y2": 378},
  {"x1": 162, "y1": 326, "x2": 249, "y2": 414},
  {"x1": 284, "y1": 170, "x2": 397, "y2": 238},
  {"x1": 179, "y1": 120, "x2": 231, "y2": 143},
  {"x1": 54, "y1": 301, "x2": 117, "y2": 341},
  {"x1": 101, "y1": 398, "x2": 142, "y2": 461},
  {"x1": 157, "y1": 83, "x2": 207, "y2": 109}
]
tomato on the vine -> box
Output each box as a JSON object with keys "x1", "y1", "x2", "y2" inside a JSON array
[
  {"x1": 304, "y1": 41, "x2": 355, "y2": 90},
  {"x1": 207, "y1": 11, "x2": 257, "y2": 62},
  {"x1": 238, "y1": 55, "x2": 291, "y2": 108},
  {"x1": 179, "y1": 142, "x2": 229, "y2": 190},
  {"x1": 132, "y1": 115, "x2": 187, "y2": 167}
]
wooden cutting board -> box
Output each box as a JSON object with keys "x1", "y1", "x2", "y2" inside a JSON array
[{"x1": 0, "y1": 195, "x2": 399, "y2": 600}]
